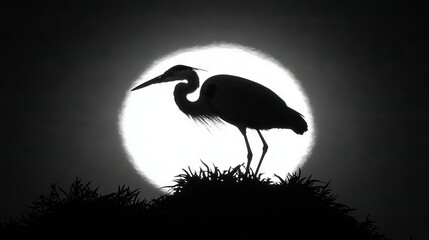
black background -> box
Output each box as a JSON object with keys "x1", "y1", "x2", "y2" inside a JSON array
[{"x1": 1, "y1": 1, "x2": 428, "y2": 239}]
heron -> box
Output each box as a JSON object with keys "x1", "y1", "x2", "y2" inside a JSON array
[{"x1": 131, "y1": 65, "x2": 308, "y2": 176}]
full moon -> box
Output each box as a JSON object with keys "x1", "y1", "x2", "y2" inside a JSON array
[{"x1": 120, "y1": 43, "x2": 315, "y2": 190}]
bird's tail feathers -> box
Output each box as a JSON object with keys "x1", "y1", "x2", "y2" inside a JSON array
[{"x1": 287, "y1": 109, "x2": 308, "y2": 135}]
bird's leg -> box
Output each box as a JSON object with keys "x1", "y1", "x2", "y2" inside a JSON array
[
  {"x1": 239, "y1": 128, "x2": 253, "y2": 176},
  {"x1": 255, "y1": 130, "x2": 268, "y2": 176}
]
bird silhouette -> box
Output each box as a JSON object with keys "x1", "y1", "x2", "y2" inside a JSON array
[{"x1": 131, "y1": 65, "x2": 308, "y2": 175}]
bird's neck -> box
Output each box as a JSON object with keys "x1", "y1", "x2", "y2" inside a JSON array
[{"x1": 173, "y1": 71, "x2": 202, "y2": 116}]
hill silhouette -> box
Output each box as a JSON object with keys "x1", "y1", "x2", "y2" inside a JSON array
[{"x1": 1, "y1": 163, "x2": 389, "y2": 239}]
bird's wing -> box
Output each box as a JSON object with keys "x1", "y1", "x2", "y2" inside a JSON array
[{"x1": 201, "y1": 75, "x2": 289, "y2": 129}]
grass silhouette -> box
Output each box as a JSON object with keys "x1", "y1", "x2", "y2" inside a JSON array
[{"x1": 1, "y1": 163, "x2": 389, "y2": 239}]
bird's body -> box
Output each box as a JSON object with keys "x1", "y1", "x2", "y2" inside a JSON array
[
  {"x1": 131, "y1": 65, "x2": 307, "y2": 175},
  {"x1": 199, "y1": 75, "x2": 307, "y2": 133}
]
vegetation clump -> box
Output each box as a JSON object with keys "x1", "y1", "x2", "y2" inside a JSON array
[{"x1": 1, "y1": 164, "x2": 389, "y2": 239}]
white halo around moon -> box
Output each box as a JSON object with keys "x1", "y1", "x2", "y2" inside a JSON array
[{"x1": 119, "y1": 43, "x2": 315, "y2": 190}]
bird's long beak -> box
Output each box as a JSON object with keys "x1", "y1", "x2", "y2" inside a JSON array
[{"x1": 131, "y1": 74, "x2": 169, "y2": 91}]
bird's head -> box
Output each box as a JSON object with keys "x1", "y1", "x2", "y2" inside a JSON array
[{"x1": 131, "y1": 65, "x2": 205, "y2": 91}]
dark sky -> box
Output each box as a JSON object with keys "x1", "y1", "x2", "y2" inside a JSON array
[{"x1": 1, "y1": 1, "x2": 428, "y2": 239}]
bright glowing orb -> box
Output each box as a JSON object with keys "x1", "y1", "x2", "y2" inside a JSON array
[{"x1": 120, "y1": 43, "x2": 315, "y2": 190}]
